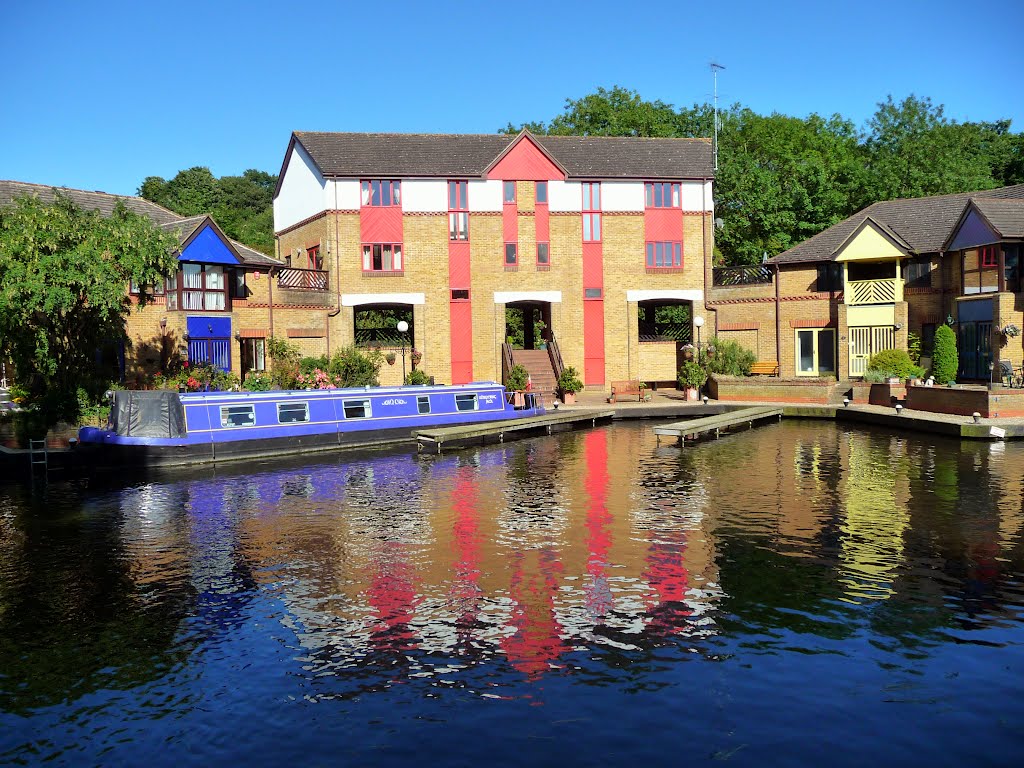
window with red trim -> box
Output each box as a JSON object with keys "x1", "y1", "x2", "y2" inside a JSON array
[
  {"x1": 448, "y1": 180, "x2": 468, "y2": 241},
  {"x1": 504, "y1": 243, "x2": 518, "y2": 265},
  {"x1": 981, "y1": 245, "x2": 998, "y2": 268},
  {"x1": 307, "y1": 245, "x2": 323, "y2": 271},
  {"x1": 645, "y1": 182, "x2": 681, "y2": 208},
  {"x1": 536, "y1": 181, "x2": 548, "y2": 204},
  {"x1": 503, "y1": 181, "x2": 516, "y2": 204},
  {"x1": 451, "y1": 289, "x2": 470, "y2": 301},
  {"x1": 360, "y1": 180, "x2": 401, "y2": 207},
  {"x1": 582, "y1": 182, "x2": 601, "y2": 242},
  {"x1": 361, "y1": 243, "x2": 403, "y2": 272},
  {"x1": 646, "y1": 241, "x2": 682, "y2": 269},
  {"x1": 537, "y1": 243, "x2": 550, "y2": 266}
]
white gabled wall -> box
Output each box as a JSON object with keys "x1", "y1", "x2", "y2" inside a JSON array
[
  {"x1": 682, "y1": 180, "x2": 713, "y2": 212},
  {"x1": 602, "y1": 181, "x2": 644, "y2": 212},
  {"x1": 469, "y1": 179, "x2": 502, "y2": 212},
  {"x1": 548, "y1": 180, "x2": 581, "y2": 212},
  {"x1": 325, "y1": 179, "x2": 361, "y2": 210},
  {"x1": 402, "y1": 179, "x2": 448, "y2": 213},
  {"x1": 274, "y1": 143, "x2": 327, "y2": 232}
]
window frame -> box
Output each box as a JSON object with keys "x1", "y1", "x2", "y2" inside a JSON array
[
  {"x1": 504, "y1": 242, "x2": 518, "y2": 266},
  {"x1": 981, "y1": 245, "x2": 998, "y2": 268},
  {"x1": 306, "y1": 245, "x2": 323, "y2": 271},
  {"x1": 645, "y1": 241, "x2": 683, "y2": 269},
  {"x1": 361, "y1": 243, "x2": 404, "y2": 274},
  {"x1": 535, "y1": 181, "x2": 548, "y2": 204},
  {"x1": 816, "y1": 263, "x2": 843, "y2": 293},
  {"x1": 360, "y1": 179, "x2": 402, "y2": 207},
  {"x1": 342, "y1": 398, "x2": 372, "y2": 419},
  {"x1": 168, "y1": 264, "x2": 229, "y2": 312},
  {"x1": 582, "y1": 182, "x2": 601, "y2": 243},
  {"x1": 417, "y1": 395, "x2": 431, "y2": 414},
  {"x1": 644, "y1": 182, "x2": 681, "y2": 209},
  {"x1": 448, "y1": 180, "x2": 469, "y2": 241},
  {"x1": 240, "y1": 337, "x2": 266, "y2": 376},
  {"x1": 277, "y1": 402, "x2": 310, "y2": 424},
  {"x1": 503, "y1": 180, "x2": 516, "y2": 204},
  {"x1": 220, "y1": 404, "x2": 256, "y2": 428},
  {"x1": 537, "y1": 242, "x2": 550, "y2": 267},
  {"x1": 455, "y1": 393, "x2": 478, "y2": 412}
]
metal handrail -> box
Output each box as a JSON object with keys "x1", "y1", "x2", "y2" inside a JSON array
[
  {"x1": 501, "y1": 342, "x2": 515, "y2": 389},
  {"x1": 547, "y1": 332, "x2": 565, "y2": 386}
]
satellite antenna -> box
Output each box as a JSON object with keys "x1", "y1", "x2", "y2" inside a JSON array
[{"x1": 710, "y1": 62, "x2": 725, "y2": 171}]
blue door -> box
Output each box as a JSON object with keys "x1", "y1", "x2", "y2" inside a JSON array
[{"x1": 187, "y1": 317, "x2": 232, "y2": 372}]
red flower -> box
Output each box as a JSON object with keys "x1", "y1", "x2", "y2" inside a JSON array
[{"x1": 183, "y1": 361, "x2": 189, "y2": 368}]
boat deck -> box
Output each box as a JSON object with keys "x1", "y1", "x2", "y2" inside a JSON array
[{"x1": 415, "y1": 409, "x2": 615, "y2": 453}]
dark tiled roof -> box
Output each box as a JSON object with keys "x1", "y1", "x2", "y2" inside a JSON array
[
  {"x1": 290, "y1": 131, "x2": 714, "y2": 181},
  {"x1": 770, "y1": 184, "x2": 1024, "y2": 265},
  {"x1": 0, "y1": 179, "x2": 182, "y2": 225},
  {"x1": 972, "y1": 198, "x2": 1024, "y2": 239},
  {"x1": 1, "y1": 180, "x2": 280, "y2": 268}
]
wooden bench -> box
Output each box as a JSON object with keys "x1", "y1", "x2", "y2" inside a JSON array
[
  {"x1": 607, "y1": 380, "x2": 650, "y2": 403},
  {"x1": 749, "y1": 361, "x2": 780, "y2": 376}
]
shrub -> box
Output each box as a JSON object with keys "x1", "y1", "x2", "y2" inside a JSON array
[
  {"x1": 405, "y1": 369, "x2": 431, "y2": 385},
  {"x1": 931, "y1": 324, "x2": 959, "y2": 384},
  {"x1": 678, "y1": 360, "x2": 708, "y2": 389},
  {"x1": 268, "y1": 336, "x2": 301, "y2": 390},
  {"x1": 907, "y1": 332, "x2": 922, "y2": 365},
  {"x1": 557, "y1": 366, "x2": 583, "y2": 395},
  {"x1": 700, "y1": 337, "x2": 755, "y2": 376},
  {"x1": 299, "y1": 355, "x2": 330, "y2": 377},
  {"x1": 243, "y1": 371, "x2": 273, "y2": 391},
  {"x1": 865, "y1": 348, "x2": 924, "y2": 380},
  {"x1": 505, "y1": 364, "x2": 529, "y2": 391},
  {"x1": 329, "y1": 346, "x2": 383, "y2": 387}
]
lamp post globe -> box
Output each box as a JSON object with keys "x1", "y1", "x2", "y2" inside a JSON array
[
  {"x1": 397, "y1": 320, "x2": 410, "y2": 382},
  {"x1": 693, "y1": 315, "x2": 705, "y2": 349}
]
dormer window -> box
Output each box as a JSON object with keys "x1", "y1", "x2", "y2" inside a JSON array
[{"x1": 361, "y1": 180, "x2": 401, "y2": 207}]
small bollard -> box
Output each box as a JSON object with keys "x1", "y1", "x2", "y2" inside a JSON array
[
  {"x1": 843, "y1": 397, "x2": 849, "y2": 407},
  {"x1": 702, "y1": 395, "x2": 708, "y2": 405},
  {"x1": 895, "y1": 404, "x2": 904, "y2": 416},
  {"x1": 973, "y1": 412, "x2": 981, "y2": 423}
]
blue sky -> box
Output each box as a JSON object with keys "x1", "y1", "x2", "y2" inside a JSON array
[{"x1": 2, "y1": 0, "x2": 1022, "y2": 196}]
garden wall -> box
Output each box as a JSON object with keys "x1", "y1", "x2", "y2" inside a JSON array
[{"x1": 708, "y1": 376, "x2": 839, "y2": 404}]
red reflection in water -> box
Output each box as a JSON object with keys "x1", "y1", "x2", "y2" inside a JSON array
[
  {"x1": 367, "y1": 544, "x2": 420, "y2": 652},
  {"x1": 450, "y1": 466, "x2": 483, "y2": 644},
  {"x1": 584, "y1": 431, "x2": 613, "y2": 620},
  {"x1": 502, "y1": 549, "x2": 566, "y2": 679},
  {"x1": 644, "y1": 516, "x2": 691, "y2": 635}
]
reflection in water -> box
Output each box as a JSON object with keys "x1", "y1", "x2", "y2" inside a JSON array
[{"x1": 2, "y1": 422, "x2": 1024, "y2": 766}]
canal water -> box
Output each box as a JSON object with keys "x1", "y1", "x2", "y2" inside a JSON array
[{"x1": 1, "y1": 421, "x2": 1023, "y2": 766}]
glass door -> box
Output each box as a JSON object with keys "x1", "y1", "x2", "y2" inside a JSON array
[{"x1": 796, "y1": 329, "x2": 836, "y2": 376}]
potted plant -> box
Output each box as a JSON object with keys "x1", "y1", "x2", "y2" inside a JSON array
[
  {"x1": 505, "y1": 363, "x2": 529, "y2": 406},
  {"x1": 385, "y1": 352, "x2": 396, "y2": 366},
  {"x1": 410, "y1": 348, "x2": 423, "y2": 368},
  {"x1": 681, "y1": 343, "x2": 696, "y2": 361},
  {"x1": 557, "y1": 366, "x2": 584, "y2": 405},
  {"x1": 677, "y1": 360, "x2": 707, "y2": 401}
]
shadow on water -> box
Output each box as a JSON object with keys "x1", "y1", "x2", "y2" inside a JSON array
[{"x1": 2, "y1": 420, "x2": 1024, "y2": 765}]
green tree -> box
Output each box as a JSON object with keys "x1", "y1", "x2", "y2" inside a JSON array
[
  {"x1": 931, "y1": 324, "x2": 959, "y2": 384},
  {"x1": 0, "y1": 193, "x2": 179, "y2": 418},
  {"x1": 861, "y1": 95, "x2": 998, "y2": 204}
]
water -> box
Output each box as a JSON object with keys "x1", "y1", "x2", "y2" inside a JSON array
[{"x1": 1, "y1": 421, "x2": 1023, "y2": 766}]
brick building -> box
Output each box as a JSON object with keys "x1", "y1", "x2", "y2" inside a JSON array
[
  {"x1": 0, "y1": 181, "x2": 282, "y2": 384},
  {"x1": 271, "y1": 131, "x2": 714, "y2": 392},
  {"x1": 709, "y1": 185, "x2": 1024, "y2": 381}
]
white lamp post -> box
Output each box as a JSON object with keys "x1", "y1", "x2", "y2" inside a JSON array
[
  {"x1": 397, "y1": 320, "x2": 409, "y2": 383},
  {"x1": 693, "y1": 315, "x2": 705, "y2": 349}
]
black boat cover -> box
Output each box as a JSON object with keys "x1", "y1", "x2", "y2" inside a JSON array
[{"x1": 109, "y1": 390, "x2": 187, "y2": 437}]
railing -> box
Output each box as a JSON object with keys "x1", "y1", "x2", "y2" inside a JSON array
[
  {"x1": 277, "y1": 267, "x2": 329, "y2": 292},
  {"x1": 547, "y1": 333, "x2": 565, "y2": 386},
  {"x1": 848, "y1": 278, "x2": 897, "y2": 305},
  {"x1": 713, "y1": 265, "x2": 773, "y2": 287},
  {"x1": 355, "y1": 328, "x2": 406, "y2": 348},
  {"x1": 501, "y1": 342, "x2": 515, "y2": 390},
  {"x1": 638, "y1": 323, "x2": 692, "y2": 344}
]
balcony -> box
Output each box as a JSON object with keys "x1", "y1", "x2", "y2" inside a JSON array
[
  {"x1": 713, "y1": 265, "x2": 773, "y2": 287},
  {"x1": 277, "y1": 267, "x2": 329, "y2": 292},
  {"x1": 847, "y1": 278, "x2": 898, "y2": 305}
]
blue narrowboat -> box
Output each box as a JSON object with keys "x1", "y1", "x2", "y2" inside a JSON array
[{"x1": 78, "y1": 382, "x2": 544, "y2": 466}]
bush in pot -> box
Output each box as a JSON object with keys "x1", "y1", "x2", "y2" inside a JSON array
[
  {"x1": 931, "y1": 325, "x2": 959, "y2": 385},
  {"x1": 678, "y1": 360, "x2": 708, "y2": 399},
  {"x1": 557, "y1": 366, "x2": 584, "y2": 404}
]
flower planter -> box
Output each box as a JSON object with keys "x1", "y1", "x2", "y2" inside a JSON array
[
  {"x1": 561, "y1": 392, "x2": 576, "y2": 406},
  {"x1": 686, "y1": 388, "x2": 700, "y2": 401}
]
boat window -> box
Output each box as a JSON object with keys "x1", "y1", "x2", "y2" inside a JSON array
[
  {"x1": 220, "y1": 405, "x2": 256, "y2": 428},
  {"x1": 343, "y1": 399, "x2": 371, "y2": 419},
  {"x1": 455, "y1": 393, "x2": 478, "y2": 412},
  {"x1": 417, "y1": 395, "x2": 431, "y2": 414},
  {"x1": 278, "y1": 402, "x2": 309, "y2": 424}
]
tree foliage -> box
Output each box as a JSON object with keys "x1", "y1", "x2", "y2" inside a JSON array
[
  {"x1": 506, "y1": 87, "x2": 1024, "y2": 266},
  {"x1": 0, "y1": 193, "x2": 179, "y2": 417},
  {"x1": 139, "y1": 167, "x2": 277, "y2": 255}
]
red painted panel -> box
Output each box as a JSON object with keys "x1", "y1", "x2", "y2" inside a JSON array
[
  {"x1": 448, "y1": 241, "x2": 471, "y2": 288},
  {"x1": 503, "y1": 205, "x2": 518, "y2": 243},
  {"x1": 645, "y1": 208, "x2": 683, "y2": 242},
  {"x1": 582, "y1": 241, "x2": 603, "y2": 289},
  {"x1": 584, "y1": 300, "x2": 605, "y2": 385},
  {"x1": 488, "y1": 136, "x2": 565, "y2": 181},
  {"x1": 361, "y1": 207, "x2": 403, "y2": 243},
  {"x1": 450, "y1": 301, "x2": 473, "y2": 384},
  {"x1": 535, "y1": 204, "x2": 549, "y2": 243}
]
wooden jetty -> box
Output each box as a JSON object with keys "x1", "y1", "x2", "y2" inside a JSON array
[
  {"x1": 653, "y1": 406, "x2": 783, "y2": 444},
  {"x1": 415, "y1": 409, "x2": 615, "y2": 453}
]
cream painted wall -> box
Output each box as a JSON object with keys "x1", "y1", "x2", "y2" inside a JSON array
[
  {"x1": 835, "y1": 225, "x2": 907, "y2": 262},
  {"x1": 847, "y1": 304, "x2": 896, "y2": 326}
]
